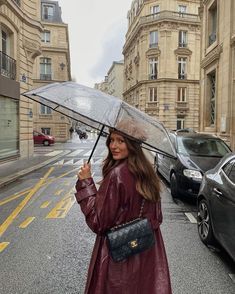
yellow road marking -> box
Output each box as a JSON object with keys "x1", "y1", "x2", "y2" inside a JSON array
[
  {"x1": 0, "y1": 242, "x2": 10, "y2": 253},
  {"x1": 0, "y1": 167, "x2": 54, "y2": 237},
  {"x1": 46, "y1": 188, "x2": 75, "y2": 219},
  {"x1": 40, "y1": 201, "x2": 51, "y2": 208},
  {"x1": 19, "y1": 217, "x2": 35, "y2": 228},
  {"x1": 0, "y1": 189, "x2": 30, "y2": 206},
  {"x1": 0, "y1": 167, "x2": 78, "y2": 207},
  {"x1": 55, "y1": 189, "x2": 63, "y2": 196}
]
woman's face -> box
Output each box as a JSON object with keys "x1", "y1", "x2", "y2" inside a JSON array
[{"x1": 109, "y1": 132, "x2": 129, "y2": 160}]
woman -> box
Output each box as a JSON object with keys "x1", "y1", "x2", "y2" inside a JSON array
[{"x1": 75, "y1": 129, "x2": 172, "y2": 294}]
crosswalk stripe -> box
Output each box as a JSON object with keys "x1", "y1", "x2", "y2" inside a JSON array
[
  {"x1": 84, "y1": 150, "x2": 92, "y2": 157},
  {"x1": 68, "y1": 149, "x2": 84, "y2": 156},
  {"x1": 53, "y1": 159, "x2": 64, "y2": 165},
  {"x1": 63, "y1": 159, "x2": 74, "y2": 165}
]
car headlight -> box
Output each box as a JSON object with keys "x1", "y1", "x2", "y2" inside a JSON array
[{"x1": 183, "y1": 169, "x2": 202, "y2": 179}]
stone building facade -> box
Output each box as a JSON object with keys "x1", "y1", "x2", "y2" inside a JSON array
[
  {"x1": 32, "y1": 0, "x2": 71, "y2": 142},
  {"x1": 0, "y1": 0, "x2": 43, "y2": 161},
  {"x1": 106, "y1": 60, "x2": 124, "y2": 98},
  {"x1": 123, "y1": 0, "x2": 201, "y2": 131},
  {"x1": 0, "y1": 0, "x2": 71, "y2": 163},
  {"x1": 199, "y1": 0, "x2": 235, "y2": 150},
  {"x1": 95, "y1": 61, "x2": 124, "y2": 99}
]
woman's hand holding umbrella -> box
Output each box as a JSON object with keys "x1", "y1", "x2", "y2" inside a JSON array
[{"x1": 77, "y1": 162, "x2": 91, "y2": 180}]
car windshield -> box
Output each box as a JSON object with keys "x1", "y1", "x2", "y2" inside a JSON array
[{"x1": 177, "y1": 137, "x2": 230, "y2": 156}]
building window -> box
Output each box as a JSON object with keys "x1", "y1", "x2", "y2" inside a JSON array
[
  {"x1": 177, "y1": 116, "x2": 185, "y2": 130},
  {"x1": 177, "y1": 87, "x2": 187, "y2": 102},
  {"x1": 40, "y1": 105, "x2": 52, "y2": 115},
  {"x1": 40, "y1": 57, "x2": 52, "y2": 80},
  {"x1": 149, "y1": 87, "x2": 158, "y2": 102},
  {"x1": 208, "y1": 1, "x2": 217, "y2": 46},
  {"x1": 178, "y1": 5, "x2": 187, "y2": 15},
  {"x1": 208, "y1": 71, "x2": 216, "y2": 125},
  {"x1": 150, "y1": 5, "x2": 160, "y2": 14},
  {"x1": 42, "y1": 4, "x2": 55, "y2": 21},
  {"x1": 178, "y1": 57, "x2": 187, "y2": 79},
  {"x1": 149, "y1": 58, "x2": 158, "y2": 80},
  {"x1": 41, "y1": 128, "x2": 51, "y2": 135},
  {"x1": 149, "y1": 31, "x2": 158, "y2": 48},
  {"x1": 41, "y1": 31, "x2": 50, "y2": 43},
  {"x1": 179, "y1": 31, "x2": 187, "y2": 48}
]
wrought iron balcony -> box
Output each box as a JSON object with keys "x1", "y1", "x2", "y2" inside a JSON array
[
  {"x1": 149, "y1": 74, "x2": 157, "y2": 80},
  {"x1": 178, "y1": 73, "x2": 187, "y2": 80},
  {"x1": 178, "y1": 42, "x2": 188, "y2": 48},
  {"x1": 40, "y1": 74, "x2": 52, "y2": 80},
  {"x1": 0, "y1": 51, "x2": 16, "y2": 80}
]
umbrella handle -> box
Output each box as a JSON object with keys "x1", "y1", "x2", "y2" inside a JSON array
[{"x1": 87, "y1": 125, "x2": 105, "y2": 163}]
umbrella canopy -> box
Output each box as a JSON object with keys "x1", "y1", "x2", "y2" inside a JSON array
[{"x1": 23, "y1": 81, "x2": 176, "y2": 158}]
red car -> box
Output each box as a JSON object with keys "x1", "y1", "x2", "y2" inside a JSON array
[{"x1": 33, "y1": 131, "x2": 55, "y2": 146}]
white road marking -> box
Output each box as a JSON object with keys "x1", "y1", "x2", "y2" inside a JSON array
[
  {"x1": 53, "y1": 159, "x2": 64, "y2": 165},
  {"x1": 229, "y1": 274, "x2": 235, "y2": 283},
  {"x1": 185, "y1": 212, "x2": 197, "y2": 224},
  {"x1": 44, "y1": 151, "x2": 63, "y2": 156},
  {"x1": 68, "y1": 149, "x2": 84, "y2": 156},
  {"x1": 63, "y1": 159, "x2": 74, "y2": 165},
  {"x1": 84, "y1": 150, "x2": 92, "y2": 157}
]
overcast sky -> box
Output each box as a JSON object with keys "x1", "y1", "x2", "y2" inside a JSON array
[{"x1": 58, "y1": 0, "x2": 133, "y2": 87}]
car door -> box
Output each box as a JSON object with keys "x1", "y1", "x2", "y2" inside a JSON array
[
  {"x1": 210, "y1": 159, "x2": 235, "y2": 259},
  {"x1": 33, "y1": 131, "x2": 40, "y2": 144},
  {"x1": 157, "y1": 133, "x2": 176, "y2": 182}
]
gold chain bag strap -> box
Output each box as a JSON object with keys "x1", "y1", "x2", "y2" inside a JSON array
[{"x1": 106, "y1": 199, "x2": 155, "y2": 262}]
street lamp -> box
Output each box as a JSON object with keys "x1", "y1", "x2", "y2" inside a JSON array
[{"x1": 59, "y1": 62, "x2": 65, "y2": 70}]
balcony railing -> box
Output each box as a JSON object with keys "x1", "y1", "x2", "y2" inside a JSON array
[
  {"x1": 149, "y1": 74, "x2": 157, "y2": 80},
  {"x1": 178, "y1": 73, "x2": 187, "y2": 80},
  {"x1": 0, "y1": 51, "x2": 16, "y2": 80},
  {"x1": 140, "y1": 11, "x2": 200, "y2": 25},
  {"x1": 178, "y1": 42, "x2": 188, "y2": 48},
  {"x1": 40, "y1": 74, "x2": 52, "y2": 80},
  {"x1": 149, "y1": 43, "x2": 158, "y2": 49}
]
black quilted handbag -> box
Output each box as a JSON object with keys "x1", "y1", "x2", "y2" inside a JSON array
[{"x1": 106, "y1": 199, "x2": 155, "y2": 262}]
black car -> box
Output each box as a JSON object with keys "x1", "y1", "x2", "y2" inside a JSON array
[
  {"x1": 154, "y1": 131, "x2": 231, "y2": 198},
  {"x1": 197, "y1": 152, "x2": 235, "y2": 262},
  {"x1": 76, "y1": 128, "x2": 88, "y2": 139}
]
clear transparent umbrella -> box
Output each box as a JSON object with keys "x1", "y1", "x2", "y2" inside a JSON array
[{"x1": 23, "y1": 81, "x2": 176, "y2": 162}]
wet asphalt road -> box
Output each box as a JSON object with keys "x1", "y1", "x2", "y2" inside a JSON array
[{"x1": 0, "y1": 134, "x2": 234, "y2": 294}]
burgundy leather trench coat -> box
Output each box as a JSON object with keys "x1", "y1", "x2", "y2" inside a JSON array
[{"x1": 75, "y1": 160, "x2": 172, "y2": 294}]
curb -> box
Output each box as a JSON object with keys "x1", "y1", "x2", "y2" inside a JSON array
[{"x1": 0, "y1": 150, "x2": 71, "y2": 189}]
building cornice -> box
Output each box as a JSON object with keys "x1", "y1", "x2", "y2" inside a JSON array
[
  {"x1": 2, "y1": 0, "x2": 43, "y2": 31},
  {"x1": 123, "y1": 10, "x2": 200, "y2": 54},
  {"x1": 145, "y1": 47, "x2": 161, "y2": 58},
  {"x1": 174, "y1": 47, "x2": 192, "y2": 57},
  {"x1": 201, "y1": 44, "x2": 223, "y2": 68}
]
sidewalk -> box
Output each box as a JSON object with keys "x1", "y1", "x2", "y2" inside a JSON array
[{"x1": 0, "y1": 149, "x2": 70, "y2": 189}]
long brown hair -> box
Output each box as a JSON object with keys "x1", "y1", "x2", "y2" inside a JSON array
[{"x1": 102, "y1": 131, "x2": 161, "y2": 202}]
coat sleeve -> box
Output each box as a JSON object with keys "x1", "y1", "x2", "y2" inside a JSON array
[{"x1": 74, "y1": 170, "x2": 123, "y2": 234}]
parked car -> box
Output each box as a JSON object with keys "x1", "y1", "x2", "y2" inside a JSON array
[
  {"x1": 154, "y1": 131, "x2": 231, "y2": 198},
  {"x1": 197, "y1": 152, "x2": 235, "y2": 262},
  {"x1": 33, "y1": 131, "x2": 55, "y2": 146}
]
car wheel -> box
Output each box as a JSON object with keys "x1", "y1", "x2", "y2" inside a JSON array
[
  {"x1": 43, "y1": 140, "x2": 50, "y2": 146},
  {"x1": 170, "y1": 173, "x2": 179, "y2": 198},
  {"x1": 197, "y1": 199, "x2": 216, "y2": 245}
]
